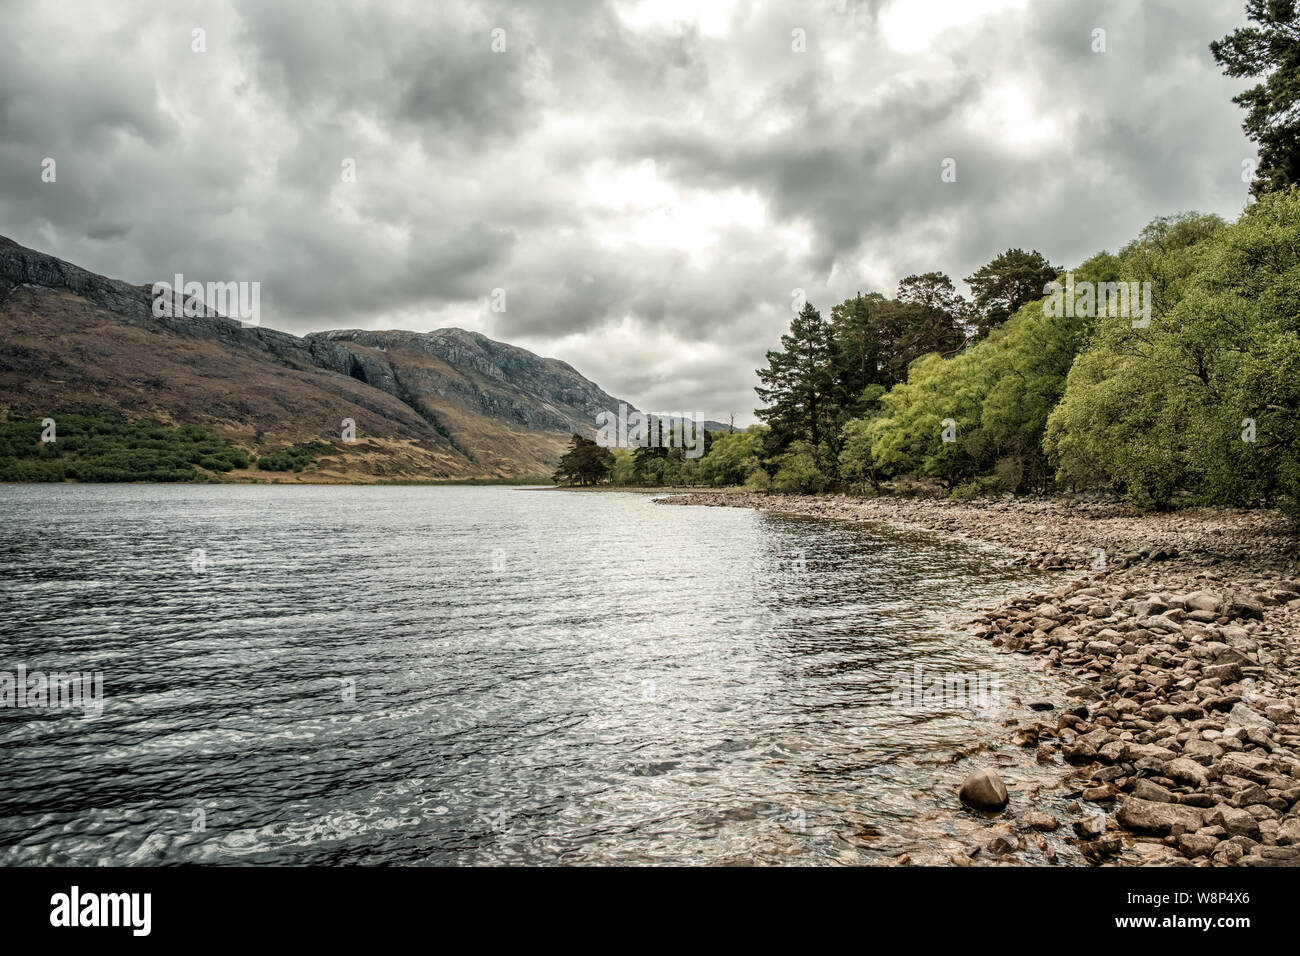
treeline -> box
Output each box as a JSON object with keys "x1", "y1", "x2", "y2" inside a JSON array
[
  {"x1": 563, "y1": 189, "x2": 1300, "y2": 511},
  {"x1": 552, "y1": 429, "x2": 764, "y2": 488},
  {"x1": 757, "y1": 192, "x2": 1300, "y2": 513},
  {"x1": 759, "y1": 189, "x2": 1294, "y2": 512}
]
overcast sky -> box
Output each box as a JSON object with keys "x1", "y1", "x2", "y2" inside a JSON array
[{"x1": 0, "y1": 0, "x2": 1258, "y2": 424}]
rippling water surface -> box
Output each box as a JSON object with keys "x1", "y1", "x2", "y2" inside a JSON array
[{"x1": 1, "y1": 485, "x2": 1070, "y2": 865}]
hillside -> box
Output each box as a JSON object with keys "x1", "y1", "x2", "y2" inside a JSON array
[{"x1": 0, "y1": 236, "x2": 634, "y2": 480}]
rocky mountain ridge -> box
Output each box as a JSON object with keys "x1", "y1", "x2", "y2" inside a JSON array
[{"x1": 0, "y1": 235, "x2": 637, "y2": 479}]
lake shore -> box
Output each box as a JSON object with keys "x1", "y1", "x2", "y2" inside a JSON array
[{"x1": 656, "y1": 492, "x2": 1300, "y2": 866}]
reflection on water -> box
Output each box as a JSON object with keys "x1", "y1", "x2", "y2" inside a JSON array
[{"x1": 0, "y1": 485, "x2": 1069, "y2": 865}]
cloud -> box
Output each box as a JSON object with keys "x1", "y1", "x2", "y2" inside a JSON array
[{"x1": 0, "y1": 0, "x2": 1257, "y2": 422}]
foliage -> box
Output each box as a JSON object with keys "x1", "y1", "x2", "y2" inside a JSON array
[
  {"x1": 1046, "y1": 190, "x2": 1300, "y2": 512},
  {"x1": 0, "y1": 412, "x2": 249, "y2": 482},
  {"x1": 1211, "y1": 1, "x2": 1300, "y2": 197},
  {"x1": 754, "y1": 302, "x2": 839, "y2": 470},
  {"x1": 770, "y1": 441, "x2": 830, "y2": 494},
  {"x1": 696, "y1": 428, "x2": 762, "y2": 487},
  {"x1": 255, "y1": 441, "x2": 330, "y2": 472},
  {"x1": 552, "y1": 433, "x2": 613, "y2": 486},
  {"x1": 964, "y1": 248, "x2": 1060, "y2": 339}
]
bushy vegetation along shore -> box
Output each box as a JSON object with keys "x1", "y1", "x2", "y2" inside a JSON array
[{"x1": 0, "y1": 412, "x2": 345, "y2": 482}]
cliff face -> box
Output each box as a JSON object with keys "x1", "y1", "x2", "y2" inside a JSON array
[
  {"x1": 0, "y1": 235, "x2": 630, "y2": 479},
  {"x1": 308, "y1": 328, "x2": 625, "y2": 436}
]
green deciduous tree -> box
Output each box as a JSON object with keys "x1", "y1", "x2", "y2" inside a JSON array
[{"x1": 1046, "y1": 191, "x2": 1299, "y2": 511}]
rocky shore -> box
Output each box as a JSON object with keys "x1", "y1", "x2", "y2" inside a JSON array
[{"x1": 656, "y1": 492, "x2": 1300, "y2": 866}]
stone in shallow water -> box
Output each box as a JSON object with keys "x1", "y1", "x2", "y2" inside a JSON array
[
  {"x1": 1024, "y1": 811, "x2": 1059, "y2": 831},
  {"x1": 959, "y1": 769, "x2": 1009, "y2": 811}
]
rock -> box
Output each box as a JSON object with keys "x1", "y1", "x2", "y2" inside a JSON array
[
  {"x1": 1177, "y1": 832, "x2": 1220, "y2": 858},
  {"x1": 1147, "y1": 702, "x2": 1205, "y2": 721},
  {"x1": 1024, "y1": 812, "x2": 1060, "y2": 831},
  {"x1": 1116, "y1": 797, "x2": 1205, "y2": 835},
  {"x1": 959, "y1": 770, "x2": 1009, "y2": 811},
  {"x1": 985, "y1": 833, "x2": 1019, "y2": 856},
  {"x1": 1230, "y1": 784, "x2": 1271, "y2": 808},
  {"x1": 1213, "y1": 841, "x2": 1245, "y2": 865},
  {"x1": 1082, "y1": 784, "x2": 1117, "y2": 802},
  {"x1": 1080, "y1": 836, "x2": 1122, "y2": 860},
  {"x1": 1074, "y1": 813, "x2": 1107, "y2": 838},
  {"x1": 1239, "y1": 846, "x2": 1300, "y2": 866},
  {"x1": 1207, "y1": 805, "x2": 1262, "y2": 840},
  {"x1": 1225, "y1": 703, "x2": 1276, "y2": 734},
  {"x1": 1218, "y1": 751, "x2": 1275, "y2": 783},
  {"x1": 1223, "y1": 593, "x2": 1265, "y2": 620},
  {"x1": 1182, "y1": 738, "x2": 1224, "y2": 761},
  {"x1": 1028, "y1": 700, "x2": 1055, "y2": 711},
  {"x1": 1135, "y1": 596, "x2": 1169, "y2": 618},
  {"x1": 1265, "y1": 703, "x2": 1295, "y2": 724},
  {"x1": 1164, "y1": 758, "x2": 1211, "y2": 790},
  {"x1": 1146, "y1": 616, "x2": 1183, "y2": 635},
  {"x1": 1203, "y1": 662, "x2": 1242, "y2": 682},
  {"x1": 1132, "y1": 779, "x2": 1175, "y2": 803},
  {"x1": 1183, "y1": 591, "x2": 1221, "y2": 613}
]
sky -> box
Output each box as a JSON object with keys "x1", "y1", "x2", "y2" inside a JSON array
[{"x1": 0, "y1": 0, "x2": 1259, "y2": 425}]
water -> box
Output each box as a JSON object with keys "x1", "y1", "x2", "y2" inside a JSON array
[{"x1": 0, "y1": 485, "x2": 1072, "y2": 866}]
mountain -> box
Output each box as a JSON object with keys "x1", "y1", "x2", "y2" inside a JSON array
[{"x1": 0, "y1": 235, "x2": 638, "y2": 480}]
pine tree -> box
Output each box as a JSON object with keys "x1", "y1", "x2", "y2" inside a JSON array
[
  {"x1": 552, "y1": 434, "x2": 612, "y2": 486},
  {"x1": 1211, "y1": 1, "x2": 1300, "y2": 197},
  {"x1": 754, "y1": 302, "x2": 839, "y2": 467}
]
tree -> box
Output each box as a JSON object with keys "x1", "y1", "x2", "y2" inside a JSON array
[
  {"x1": 754, "y1": 301, "x2": 839, "y2": 468},
  {"x1": 830, "y1": 292, "x2": 893, "y2": 396},
  {"x1": 892, "y1": 273, "x2": 970, "y2": 360},
  {"x1": 552, "y1": 434, "x2": 612, "y2": 486},
  {"x1": 964, "y1": 248, "x2": 1060, "y2": 339},
  {"x1": 1211, "y1": 1, "x2": 1300, "y2": 197},
  {"x1": 1046, "y1": 195, "x2": 1298, "y2": 511},
  {"x1": 697, "y1": 427, "x2": 763, "y2": 487},
  {"x1": 771, "y1": 441, "x2": 830, "y2": 493}
]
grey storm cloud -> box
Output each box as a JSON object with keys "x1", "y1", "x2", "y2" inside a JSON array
[{"x1": 0, "y1": 0, "x2": 1259, "y2": 423}]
